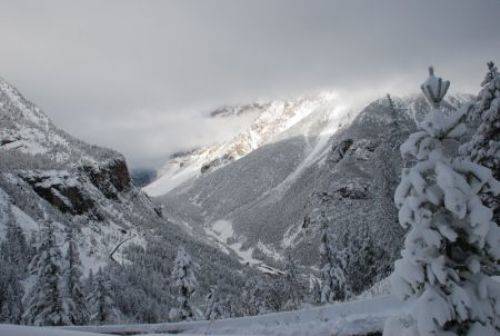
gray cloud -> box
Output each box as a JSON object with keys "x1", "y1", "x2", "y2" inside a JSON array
[{"x1": 1, "y1": 0, "x2": 499, "y2": 167}]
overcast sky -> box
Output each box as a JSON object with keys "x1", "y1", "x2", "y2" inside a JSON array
[{"x1": 1, "y1": 0, "x2": 499, "y2": 168}]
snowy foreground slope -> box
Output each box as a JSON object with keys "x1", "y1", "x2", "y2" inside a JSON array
[{"x1": 7, "y1": 295, "x2": 403, "y2": 336}]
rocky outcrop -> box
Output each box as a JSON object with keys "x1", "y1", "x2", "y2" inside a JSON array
[
  {"x1": 20, "y1": 170, "x2": 95, "y2": 216},
  {"x1": 200, "y1": 154, "x2": 234, "y2": 174},
  {"x1": 81, "y1": 158, "x2": 131, "y2": 200},
  {"x1": 335, "y1": 181, "x2": 370, "y2": 199}
]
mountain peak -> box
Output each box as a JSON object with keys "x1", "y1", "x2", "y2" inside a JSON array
[
  {"x1": 0, "y1": 77, "x2": 50, "y2": 129},
  {"x1": 144, "y1": 90, "x2": 341, "y2": 196}
]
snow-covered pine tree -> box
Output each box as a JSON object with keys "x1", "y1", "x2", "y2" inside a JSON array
[
  {"x1": 169, "y1": 246, "x2": 198, "y2": 321},
  {"x1": 481, "y1": 61, "x2": 498, "y2": 87},
  {"x1": 0, "y1": 221, "x2": 27, "y2": 323},
  {"x1": 204, "y1": 286, "x2": 223, "y2": 320},
  {"x1": 23, "y1": 221, "x2": 69, "y2": 326},
  {"x1": 85, "y1": 269, "x2": 95, "y2": 297},
  {"x1": 384, "y1": 67, "x2": 500, "y2": 336},
  {"x1": 0, "y1": 220, "x2": 29, "y2": 272},
  {"x1": 27, "y1": 230, "x2": 40, "y2": 275},
  {"x1": 63, "y1": 228, "x2": 89, "y2": 325},
  {"x1": 0, "y1": 274, "x2": 24, "y2": 324},
  {"x1": 309, "y1": 277, "x2": 321, "y2": 305},
  {"x1": 0, "y1": 257, "x2": 24, "y2": 324},
  {"x1": 318, "y1": 214, "x2": 349, "y2": 303},
  {"x1": 283, "y1": 252, "x2": 303, "y2": 309},
  {"x1": 460, "y1": 61, "x2": 500, "y2": 224},
  {"x1": 89, "y1": 267, "x2": 116, "y2": 325},
  {"x1": 319, "y1": 214, "x2": 334, "y2": 304},
  {"x1": 345, "y1": 225, "x2": 380, "y2": 294},
  {"x1": 240, "y1": 276, "x2": 268, "y2": 316},
  {"x1": 387, "y1": 93, "x2": 399, "y2": 126}
]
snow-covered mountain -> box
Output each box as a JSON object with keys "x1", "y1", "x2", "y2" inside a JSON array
[
  {"x1": 0, "y1": 75, "x2": 154, "y2": 268},
  {"x1": 0, "y1": 73, "x2": 475, "y2": 326},
  {"x1": 154, "y1": 90, "x2": 471, "y2": 294},
  {"x1": 144, "y1": 92, "x2": 341, "y2": 196},
  {"x1": 0, "y1": 76, "x2": 250, "y2": 323}
]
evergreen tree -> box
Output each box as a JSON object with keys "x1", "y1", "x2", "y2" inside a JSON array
[
  {"x1": 309, "y1": 277, "x2": 321, "y2": 305},
  {"x1": 283, "y1": 252, "x2": 303, "y2": 309},
  {"x1": 23, "y1": 221, "x2": 68, "y2": 326},
  {"x1": 0, "y1": 221, "x2": 27, "y2": 324},
  {"x1": 384, "y1": 68, "x2": 500, "y2": 335},
  {"x1": 204, "y1": 286, "x2": 224, "y2": 320},
  {"x1": 169, "y1": 246, "x2": 198, "y2": 321},
  {"x1": 344, "y1": 225, "x2": 381, "y2": 294},
  {"x1": 318, "y1": 214, "x2": 349, "y2": 303},
  {"x1": 0, "y1": 259, "x2": 24, "y2": 324},
  {"x1": 480, "y1": 61, "x2": 498, "y2": 87},
  {"x1": 460, "y1": 61, "x2": 500, "y2": 224},
  {"x1": 1, "y1": 278, "x2": 24, "y2": 324},
  {"x1": 0, "y1": 220, "x2": 29, "y2": 272},
  {"x1": 63, "y1": 228, "x2": 89, "y2": 325},
  {"x1": 240, "y1": 276, "x2": 268, "y2": 316},
  {"x1": 85, "y1": 269, "x2": 95, "y2": 297},
  {"x1": 89, "y1": 267, "x2": 116, "y2": 325}
]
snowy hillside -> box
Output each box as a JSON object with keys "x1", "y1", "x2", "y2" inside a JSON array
[
  {"x1": 0, "y1": 70, "x2": 488, "y2": 334},
  {"x1": 144, "y1": 92, "x2": 340, "y2": 196},
  {"x1": 0, "y1": 75, "x2": 149, "y2": 271},
  {"x1": 0, "y1": 76, "x2": 251, "y2": 324},
  {"x1": 155, "y1": 92, "x2": 472, "y2": 296}
]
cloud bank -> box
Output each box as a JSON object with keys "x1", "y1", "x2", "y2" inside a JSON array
[{"x1": 1, "y1": 0, "x2": 499, "y2": 167}]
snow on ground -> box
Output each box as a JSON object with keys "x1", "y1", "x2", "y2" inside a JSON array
[
  {"x1": 11, "y1": 204, "x2": 40, "y2": 231},
  {"x1": 262, "y1": 103, "x2": 351, "y2": 205},
  {"x1": 204, "y1": 220, "x2": 282, "y2": 274},
  {"x1": 0, "y1": 324, "x2": 99, "y2": 336},
  {"x1": 144, "y1": 159, "x2": 202, "y2": 197},
  {"x1": 256, "y1": 241, "x2": 283, "y2": 262},
  {"x1": 209, "y1": 220, "x2": 234, "y2": 243},
  {"x1": 204, "y1": 219, "x2": 259, "y2": 265},
  {"x1": 63, "y1": 295, "x2": 405, "y2": 336}
]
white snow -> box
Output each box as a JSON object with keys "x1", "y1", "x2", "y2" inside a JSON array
[
  {"x1": 144, "y1": 160, "x2": 202, "y2": 197},
  {"x1": 208, "y1": 220, "x2": 234, "y2": 243},
  {"x1": 0, "y1": 325, "x2": 99, "y2": 336},
  {"x1": 64, "y1": 295, "x2": 406, "y2": 336},
  {"x1": 204, "y1": 220, "x2": 278, "y2": 269},
  {"x1": 12, "y1": 205, "x2": 40, "y2": 232},
  {"x1": 256, "y1": 241, "x2": 283, "y2": 262}
]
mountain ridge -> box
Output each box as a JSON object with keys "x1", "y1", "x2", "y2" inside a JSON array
[{"x1": 144, "y1": 91, "x2": 341, "y2": 196}]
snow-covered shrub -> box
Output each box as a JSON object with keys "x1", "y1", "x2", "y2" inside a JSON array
[{"x1": 384, "y1": 68, "x2": 500, "y2": 335}]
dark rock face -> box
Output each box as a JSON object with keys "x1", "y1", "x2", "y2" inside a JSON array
[
  {"x1": 82, "y1": 158, "x2": 131, "y2": 199},
  {"x1": 334, "y1": 138, "x2": 354, "y2": 160},
  {"x1": 108, "y1": 159, "x2": 131, "y2": 192},
  {"x1": 336, "y1": 182, "x2": 369, "y2": 199},
  {"x1": 20, "y1": 171, "x2": 95, "y2": 215},
  {"x1": 200, "y1": 154, "x2": 234, "y2": 174}
]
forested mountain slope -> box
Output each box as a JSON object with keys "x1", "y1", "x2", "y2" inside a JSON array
[
  {"x1": 0, "y1": 76, "x2": 249, "y2": 324},
  {"x1": 157, "y1": 92, "x2": 471, "y2": 295}
]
